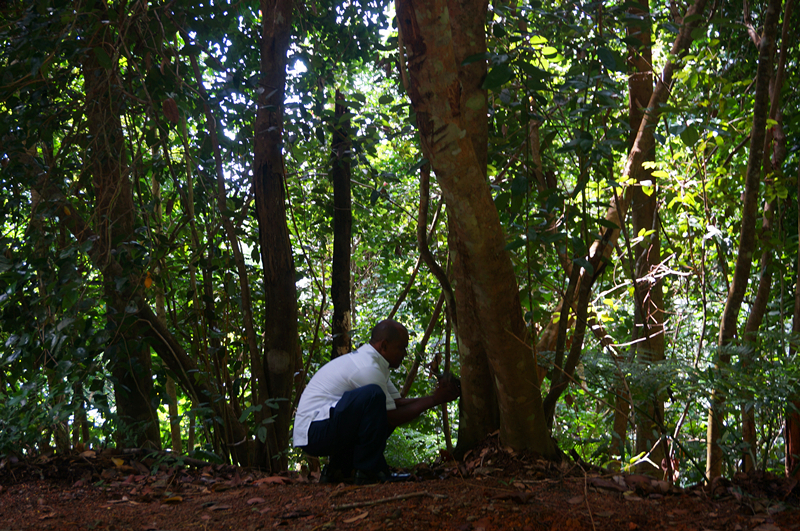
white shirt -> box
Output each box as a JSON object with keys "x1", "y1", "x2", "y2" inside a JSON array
[{"x1": 292, "y1": 343, "x2": 401, "y2": 447}]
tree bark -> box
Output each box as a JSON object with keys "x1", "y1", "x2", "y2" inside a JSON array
[
  {"x1": 35, "y1": 177, "x2": 255, "y2": 463},
  {"x1": 741, "y1": 0, "x2": 793, "y2": 473},
  {"x1": 626, "y1": 0, "x2": 666, "y2": 475},
  {"x1": 397, "y1": 0, "x2": 556, "y2": 456},
  {"x1": 331, "y1": 90, "x2": 353, "y2": 359},
  {"x1": 253, "y1": 0, "x2": 298, "y2": 472},
  {"x1": 82, "y1": 3, "x2": 160, "y2": 448},
  {"x1": 707, "y1": 0, "x2": 782, "y2": 479},
  {"x1": 532, "y1": 0, "x2": 710, "y2": 436}
]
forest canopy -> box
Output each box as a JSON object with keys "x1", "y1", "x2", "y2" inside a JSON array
[{"x1": 1, "y1": 0, "x2": 799, "y2": 484}]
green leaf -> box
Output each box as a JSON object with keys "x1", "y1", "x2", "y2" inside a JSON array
[
  {"x1": 462, "y1": 52, "x2": 494, "y2": 66},
  {"x1": 680, "y1": 126, "x2": 699, "y2": 147},
  {"x1": 505, "y1": 238, "x2": 526, "y2": 251},
  {"x1": 93, "y1": 47, "x2": 113, "y2": 70},
  {"x1": 56, "y1": 317, "x2": 75, "y2": 332},
  {"x1": 379, "y1": 94, "x2": 393, "y2": 104},
  {"x1": 597, "y1": 218, "x2": 620, "y2": 230},
  {"x1": 180, "y1": 44, "x2": 203, "y2": 56},
  {"x1": 596, "y1": 46, "x2": 620, "y2": 72},
  {"x1": 482, "y1": 64, "x2": 514, "y2": 90}
]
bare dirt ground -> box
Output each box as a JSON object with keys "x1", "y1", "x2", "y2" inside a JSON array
[{"x1": 2, "y1": 436, "x2": 799, "y2": 531}]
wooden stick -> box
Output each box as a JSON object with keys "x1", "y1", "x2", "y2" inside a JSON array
[{"x1": 333, "y1": 492, "x2": 447, "y2": 510}]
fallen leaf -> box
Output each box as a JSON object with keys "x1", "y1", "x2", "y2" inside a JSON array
[
  {"x1": 209, "y1": 504, "x2": 231, "y2": 511},
  {"x1": 566, "y1": 496, "x2": 584, "y2": 505},
  {"x1": 491, "y1": 491, "x2": 534, "y2": 504},
  {"x1": 247, "y1": 497, "x2": 266, "y2": 505},
  {"x1": 255, "y1": 476, "x2": 290, "y2": 485},
  {"x1": 587, "y1": 477, "x2": 626, "y2": 492},
  {"x1": 112, "y1": 457, "x2": 125, "y2": 468},
  {"x1": 162, "y1": 496, "x2": 183, "y2": 504},
  {"x1": 280, "y1": 511, "x2": 312, "y2": 519},
  {"x1": 80, "y1": 450, "x2": 96, "y2": 459},
  {"x1": 753, "y1": 525, "x2": 782, "y2": 531},
  {"x1": 343, "y1": 511, "x2": 369, "y2": 524}
]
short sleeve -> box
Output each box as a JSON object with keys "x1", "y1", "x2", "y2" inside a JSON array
[{"x1": 386, "y1": 380, "x2": 401, "y2": 401}]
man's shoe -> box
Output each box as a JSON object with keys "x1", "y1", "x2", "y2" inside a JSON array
[
  {"x1": 319, "y1": 465, "x2": 350, "y2": 484},
  {"x1": 353, "y1": 469, "x2": 413, "y2": 485},
  {"x1": 353, "y1": 469, "x2": 387, "y2": 485}
]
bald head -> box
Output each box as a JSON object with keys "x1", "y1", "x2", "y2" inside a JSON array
[
  {"x1": 370, "y1": 319, "x2": 407, "y2": 344},
  {"x1": 369, "y1": 319, "x2": 409, "y2": 369}
]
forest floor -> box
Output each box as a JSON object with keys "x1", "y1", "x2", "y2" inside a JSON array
[{"x1": 2, "y1": 434, "x2": 799, "y2": 531}]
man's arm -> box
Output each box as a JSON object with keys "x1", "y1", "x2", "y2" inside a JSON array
[{"x1": 386, "y1": 375, "x2": 460, "y2": 429}]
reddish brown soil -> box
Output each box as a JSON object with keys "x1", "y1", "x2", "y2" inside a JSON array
[{"x1": 2, "y1": 438, "x2": 799, "y2": 531}]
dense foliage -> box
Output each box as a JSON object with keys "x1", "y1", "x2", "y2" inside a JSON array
[{"x1": 1, "y1": 0, "x2": 799, "y2": 482}]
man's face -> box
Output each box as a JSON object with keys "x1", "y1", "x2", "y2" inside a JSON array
[{"x1": 382, "y1": 332, "x2": 409, "y2": 369}]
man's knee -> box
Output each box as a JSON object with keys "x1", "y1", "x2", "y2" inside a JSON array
[
  {"x1": 359, "y1": 384, "x2": 384, "y2": 399},
  {"x1": 339, "y1": 384, "x2": 386, "y2": 414}
]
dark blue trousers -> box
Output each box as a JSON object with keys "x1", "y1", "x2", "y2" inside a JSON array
[{"x1": 302, "y1": 384, "x2": 392, "y2": 474}]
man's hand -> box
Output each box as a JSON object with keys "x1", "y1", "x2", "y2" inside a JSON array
[
  {"x1": 388, "y1": 372, "x2": 461, "y2": 428},
  {"x1": 433, "y1": 372, "x2": 461, "y2": 404}
]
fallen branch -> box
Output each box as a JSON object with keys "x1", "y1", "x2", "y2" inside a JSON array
[{"x1": 333, "y1": 491, "x2": 447, "y2": 510}]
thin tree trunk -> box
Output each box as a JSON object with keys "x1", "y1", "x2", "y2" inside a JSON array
[
  {"x1": 81, "y1": 4, "x2": 160, "y2": 448},
  {"x1": 707, "y1": 0, "x2": 782, "y2": 479},
  {"x1": 741, "y1": 0, "x2": 793, "y2": 473},
  {"x1": 626, "y1": 0, "x2": 666, "y2": 475},
  {"x1": 388, "y1": 202, "x2": 442, "y2": 320},
  {"x1": 401, "y1": 292, "x2": 445, "y2": 397},
  {"x1": 153, "y1": 172, "x2": 182, "y2": 454},
  {"x1": 532, "y1": 0, "x2": 709, "y2": 457},
  {"x1": 331, "y1": 90, "x2": 353, "y2": 359},
  {"x1": 36, "y1": 178, "x2": 254, "y2": 462},
  {"x1": 786, "y1": 121, "x2": 800, "y2": 482},
  {"x1": 253, "y1": 0, "x2": 298, "y2": 472}
]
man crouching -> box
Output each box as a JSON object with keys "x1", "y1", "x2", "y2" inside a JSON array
[{"x1": 293, "y1": 319, "x2": 461, "y2": 484}]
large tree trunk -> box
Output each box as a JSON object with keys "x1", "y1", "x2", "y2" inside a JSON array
[
  {"x1": 626, "y1": 0, "x2": 666, "y2": 475},
  {"x1": 437, "y1": 0, "x2": 502, "y2": 456},
  {"x1": 82, "y1": 3, "x2": 160, "y2": 448},
  {"x1": 397, "y1": 0, "x2": 557, "y2": 457},
  {"x1": 331, "y1": 90, "x2": 353, "y2": 359},
  {"x1": 253, "y1": 0, "x2": 299, "y2": 472},
  {"x1": 706, "y1": 0, "x2": 782, "y2": 479}
]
